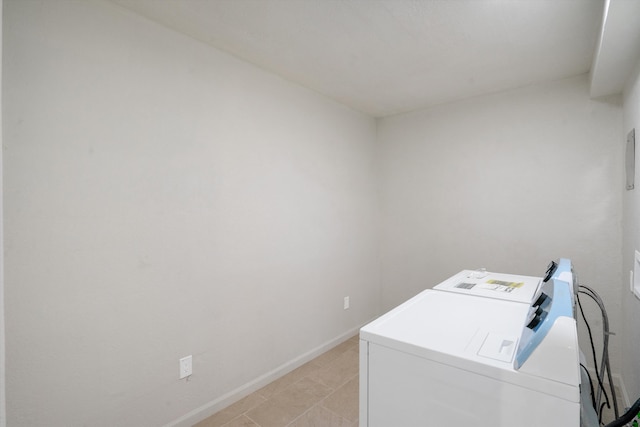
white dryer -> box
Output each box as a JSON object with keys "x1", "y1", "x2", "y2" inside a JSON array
[
  {"x1": 433, "y1": 269, "x2": 542, "y2": 304},
  {"x1": 432, "y1": 259, "x2": 576, "y2": 306}
]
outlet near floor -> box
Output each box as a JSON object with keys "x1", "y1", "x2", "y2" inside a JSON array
[
  {"x1": 179, "y1": 355, "x2": 192, "y2": 379},
  {"x1": 344, "y1": 296, "x2": 350, "y2": 310}
]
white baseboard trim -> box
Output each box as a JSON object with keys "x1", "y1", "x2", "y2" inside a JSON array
[
  {"x1": 582, "y1": 366, "x2": 630, "y2": 408},
  {"x1": 164, "y1": 324, "x2": 366, "y2": 427},
  {"x1": 617, "y1": 374, "x2": 631, "y2": 409}
]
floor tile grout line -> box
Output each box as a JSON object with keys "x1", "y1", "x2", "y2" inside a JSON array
[
  {"x1": 317, "y1": 398, "x2": 354, "y2": 424},
  {"x1": 321, "y1": 372, "x2": 358, "y2": 400},
  {"x1": 225, "y1": 395, "x2": 268, "y2": 427},
  {"x1": 283, "y1": 404, "x2": 315, "y2": 427},
  {"x1": 318, "y1": 372, "x2": 360, "y2": 423},
  {"x1": 280, "y1": 373, "x2": 337, "y2": 426},
  {"x1": 195, "y1": 336, "x2": 359, "y2": 427},
  {"x1": 289, "y1": 355, "x2": 359, "y2": 425},
  {"x1": 260, "y1": 358, "x2": 342, "y2": 400},
  {"x1": 247, "y1": 372, "x2": 343, "y2": 427},
  {"x1": 243, "y1": 412, "x2": 261, "y2": 427},
  {"x1": 282, "y1": 388, "x2": 353, "y2": 427},
  {"x1": 242, "y1": 374, "x2": 336, "y2": 427}
]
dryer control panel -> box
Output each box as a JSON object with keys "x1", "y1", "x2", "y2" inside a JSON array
[{"x1": 514, "y1": 277, "x2": 574, "y2": 369}]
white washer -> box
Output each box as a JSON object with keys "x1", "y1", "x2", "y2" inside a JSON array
[{"x1": 360, "y1": 280, "x2": 580, "y2": 427}]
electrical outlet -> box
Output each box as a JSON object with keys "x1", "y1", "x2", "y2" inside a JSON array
[
  {"x1": 635, "y1": 251, "x2": 640, "y2": 299},
  {"x1": 344, "y1": 296, "x2": 350, "y2": 310},
  {"x1": 179, "y1": 355, "x2": 192, "y2": 379}
]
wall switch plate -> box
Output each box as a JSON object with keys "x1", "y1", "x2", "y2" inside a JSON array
[
  {"x1": 344, "y1": 296, "x2": 350, "y2": 310},
  {"x1": 179, "y1": 355, "x2": 192, "y2": 379},
  {"x1": 634, "y1": 251, "x2": 640, "y2": 300},
  {"x1": 627, "y1": 128, "x2": 635, "y2": 190}
]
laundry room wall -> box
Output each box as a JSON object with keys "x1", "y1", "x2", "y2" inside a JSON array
[
  {"x1": 0, "y1": 1, "x2": 5, "y2": 426},
  {"x1": 2, "y1": 0, "x2": 379, "y2": 425},
  {"x1": 377, "y1": 75, "x2": 624, "y2": 376},
  {"x1": 621, "y1": 58, "x2": 640, "y2": 404}
]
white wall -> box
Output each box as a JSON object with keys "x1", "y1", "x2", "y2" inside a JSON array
[
  {"x1": 621, "y1": 58, "x2": 640, "y2": 403},
  {"x1": 3, "y1": 1, "x2": 379, "y2": 426},
  {"x1": 377, "y1": 75, "x2": 624, "y2": 373},
  {"x1": 0, "y1": 0, "x2": 5, "y2": 425},
  {"x1": 3, "y1": 0, "x2": 631, "y2": 425}
]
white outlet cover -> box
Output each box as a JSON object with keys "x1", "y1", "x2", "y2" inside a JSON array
[
  {"x1": 634, "y1": 251, "x2": 640, "y2": 300},
  {"x1": 179, "y1": 355, "x2": 192, "y2": 379}
]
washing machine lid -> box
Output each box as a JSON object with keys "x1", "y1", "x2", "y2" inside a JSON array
[
  {"x1": 360, "y1": 289, "x2": 579, "y2": 402},
  {"x1": 433, "y1": 270, "x2": 542, "y2": 304},
  {"x1": 361, "y1": 290, "x2": 527, "y2": 368}
]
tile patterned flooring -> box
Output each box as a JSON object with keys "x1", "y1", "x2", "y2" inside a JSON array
[
  {"x1": 194, "y1": 335, "x2": 359, "y2": 427},
  {"x1": 192, "y1": 333, "x2": 627, "y2": 427}
]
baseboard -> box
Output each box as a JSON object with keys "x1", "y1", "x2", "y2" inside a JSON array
[
  {"x1": 617, "y1": 374, "x2": 631, "y2": 409},
  {"x1": 582, "y1": 366, "x2": 630, "y2": 408},
  {"x1": 164, "y1": 323, "x2": 366, "y2": 427}
]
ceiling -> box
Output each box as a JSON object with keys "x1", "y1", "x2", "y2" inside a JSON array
[{"x1": 110, "y1": 0, "x2": 637, "y2": 118}]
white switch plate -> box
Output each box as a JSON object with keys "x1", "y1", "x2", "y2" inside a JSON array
[
  {"x1": 344, "y1": 296, "x2": 350, "y2": 310},
  {"x1": 634, "y1": 251, "x2": 640, "y2": 300},
  {"x1": 179, "y1": 355, "x2": 192, "y2": 379}
]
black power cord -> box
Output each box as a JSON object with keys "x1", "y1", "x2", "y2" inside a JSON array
[
  {"x1": 578, "y1": 284, "x2": 621, "y2": 424},
  {"x1": 577, "y1": 290, "x2": 613, "y2": 422},
  {"x1": 603, "y1": 397, "x2": 640, "y2": 427},
  {"x1": 580, "y1": 363, "x2": 596, "y2": 409}
]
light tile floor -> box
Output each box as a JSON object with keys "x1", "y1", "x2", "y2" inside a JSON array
[{"x1": 194, "y1": 335, "x2": 359, "y2": 427}]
